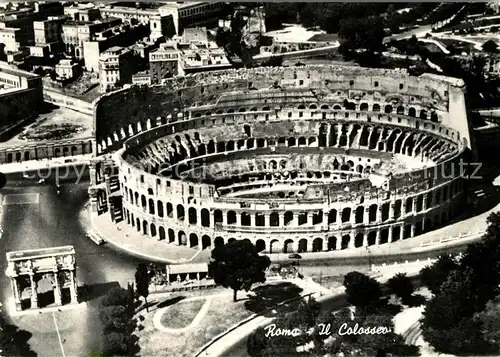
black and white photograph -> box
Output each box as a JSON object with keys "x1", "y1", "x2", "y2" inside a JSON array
[{"x1": 0, "y1": 1, "x2": 500, "y2": 357}]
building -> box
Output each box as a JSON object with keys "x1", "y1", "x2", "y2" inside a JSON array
[
  {"x1": 99, "y1": 46, "x2": 136, "y2": 93},
  {"x1": 158, "y1": 2, "x2": 226, "y2": 36},
  {"x1": 165, "y1": 263, "x2": 209, "y2": 284},
  {"x1": 64, "y1": 4, "x2": 100, "y2": 23},
  {"x1": 5, "y1": 246, "x2": 78, "y2": 311},
  {"x1": 55, "y1": 58, "x2": 80, "y2": 80},
  {"x1": 148, "y1": 30, "x2": 230, "y2": 82},
  {"x1": 61, "y1": 17, "x2": 122, "y2": 59},
  {"x1": 0, "y1": 24, "x2": 24, "y2": 52},
  {"x1": 33, "y1": 18, "x2": 62, "y2": 45},
  {"x1": 132, "y1": 70, "x2": 151, "y2": 86},
  {"x1": 83, "y1": 21, "x2": 149, "y2": 73},
  {"x1": 91, "y1": 65, "x2": 473, "y2": 256},
  {"x1": 178, "y1": 39, "x2": 231, "y2": 74},
  {"x1": 0, "y1": 61, "x2": 43, "y2": 129},
  {"x1": 149, "y1": 42, "x2": 179, "y2": 84}
]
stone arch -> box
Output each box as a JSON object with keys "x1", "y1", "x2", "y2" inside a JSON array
[
  {"x1": 227, "y1": 210, "x2": 237, "y2": 224},
  {"x1": 214, "y1": 236, "x2": 224, "y2": 247},
  {"x1": 396, "y1": 106, "x2": 405, "y2": 115},
  {"x1": 148, "y1": 198, "x2": 155, "y2": 214},
  {"x1": 369, "y1": 204, "x2": 377, "y2": 222},
  {"x1": 159, "y1": 226, "x2": 166, "y2": 240},
  {"x1": 328, "y1": 209, "x2": 337, "y2": 224},
  {"x1": 270, "y1": 239, "x2": 280, "y2": 254},
  {"x1": 142, "y1": 220, "x2": 148, "y2": 235},
  {"x1": 256, "y1": 239, "x2": 266, "y2": 252},
  {"x1": 355, "y1": 233, "x2": 364, "y2": 247},
  {"x1": 201, "y1": 208, "x2": 210, "y2": 227},
  {"x1": 177, "y1": 204, "x2": 185, "y2": 220},
  {"x1": 360, "y1": 103, "x2": 369, "y2": 111},
  {"x1": 312, "y1": 238, "x2": 323, "y2": 252},
  {"x1": 284, "y1": 239, "x2": 294, "y2": 253},
  {"x1": 367, "y1": 231, "x2": 377, "y2": 246},
  {"x1": 341, "y1": 207, "x2": 351, "y2": 223},
  {"x1": 201, "y1": 235, "x2": 211, "y2": 249},
  {"x1": 341, "y1": 235, "x2": 350, "y2": 249},
  {"x1": 408, "y1": 107, "x2": 416, "y2": 117},
  {"x1": 355, "y1": 206, "x2": 364, "y2": 223},
  {"x1": 373, "y1": 103, "x2": 380, "y2": 112},
  {"x1": 178, "y1": 231, "x2": 187, "y2": 245},
  {"x1": 168, "y1": 229, "x2": 175, "y2": 243},
  {"x1": 189, "y1": 233, "x2": 198, "y2": 248},
  {"x1": 157, "y1": 200, "x2": 164, "y2": 217},
  {"x1": 150, "y1": 223, "x2": 157, "y2": 237},
  {"x1": 328, "y1": 236, "x2": 337, "y2": 251},
  {"x1": 298, "y1": 238, "x2": 307, "y2": 252},
  {"x1": 188, "y1": 207, "x2": 197, "y2": 224}
]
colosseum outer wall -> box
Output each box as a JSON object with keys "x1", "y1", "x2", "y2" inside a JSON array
[{"x1": 91, "y1": 65, "x2": 473, "y2": 254}]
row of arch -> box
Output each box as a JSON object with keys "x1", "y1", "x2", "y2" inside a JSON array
[
  {"x1": 121, "y1": 199, "x2": 458, "y2": 253},
  {"x1": 191, "y1": 102, "x2": 439, "y2": 121},
  {"x1": 134, "y1": 125, "x2": 454, "y2": 180},
  {"x1": 121, "y1": 178, "x2": 462, "y2": 230},
  {"x1": 5, "y1": 145, "x2": 89, "y2": 164}
]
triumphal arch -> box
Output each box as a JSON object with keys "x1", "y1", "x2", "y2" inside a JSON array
[{"x1": 5, "y1": 246, "x2": 78, "y2": 311}]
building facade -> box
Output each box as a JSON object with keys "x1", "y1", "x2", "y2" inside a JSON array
[
  {"x1": 99, "y1": 46, "x2": 136, "y2": 93},
  {"x1": 149, "y1": 43, "x2": 179, "y2": 85}
]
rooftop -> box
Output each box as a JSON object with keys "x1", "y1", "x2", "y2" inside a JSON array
[
  {"x1": 6, "y1": 245, "x2": 75, "y2": 261},
  {"x1": 0, "y1": 61, "x2": 39, "y2": 79},
  {"x1": 166, "y1": 263, "x2": 208, "y2": 274}
]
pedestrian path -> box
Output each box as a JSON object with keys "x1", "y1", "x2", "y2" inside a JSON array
[{"x1": 91, "y1": 214, "x2": 207, "y2": 264}]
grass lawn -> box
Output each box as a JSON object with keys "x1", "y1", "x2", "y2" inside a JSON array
[
  {"x1": 137, "y1": 293, "x2": 253, "y2": 357},
  {"x1": 159, "y1": 298, "x2": 206, "y2": 329}
]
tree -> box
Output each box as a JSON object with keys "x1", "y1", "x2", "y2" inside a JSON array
[
  {"x1": 477, "y1": 296, "x2": 500, "y2": 348},
  {"x1": 209, "y1": 240, "x2": 271, "y2": 302},
  {"x1": 387, "y1": 273, "x2": 414, "y2": 302},
  {"x1": 98, "y1": 287, "x2": 139, "y2": 356},
  {"x1": 135, "y1": 263, "x2": 150, "y2": 312},
  {"x1": 343, "y1": 272, "x2": 382, "y2": 311},
  {"x1": 101, "y1": 332, "x2": 128, "y2": 356},
  {"x1": 99, "y1": 305, "x2": 130, "y2": 334},
  {"x1": 419, "y1": 254, "x2": 458, "y2": 294}
]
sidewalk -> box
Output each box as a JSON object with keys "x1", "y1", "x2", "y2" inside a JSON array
[
  {"x1": 91, "y1": 213, "x2": 211, "y2": 264},
  {"x1": 0, "y1": 154, "x2": 93, "y2": 174}
]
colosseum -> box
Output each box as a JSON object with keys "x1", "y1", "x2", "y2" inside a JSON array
[{"x1": 89, "y1": 65, "x2": 474, "y2": 255}]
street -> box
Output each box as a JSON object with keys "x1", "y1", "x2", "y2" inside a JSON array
[{"x1": 0, "y1": 168, "x2": 145, "y2": 356}]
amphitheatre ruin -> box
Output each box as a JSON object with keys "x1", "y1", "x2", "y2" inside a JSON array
[{"x1": 89, "y1": 65, "x2": 473, "y2": 255}]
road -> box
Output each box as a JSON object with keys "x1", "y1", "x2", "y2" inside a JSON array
[{"x1": 0, "y1": 166, "x2": 145, "y2": 356}]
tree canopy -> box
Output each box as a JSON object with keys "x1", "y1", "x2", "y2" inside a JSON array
[
  {"x1": 343, "y1": 271, "x2": 382, "y2": 310},
  {"x1": 421, "y1": 212, "x2": 500, "y2": 355},
  {"x1": 209, "y1": 239, "x2": 271, "y2": 301}
]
